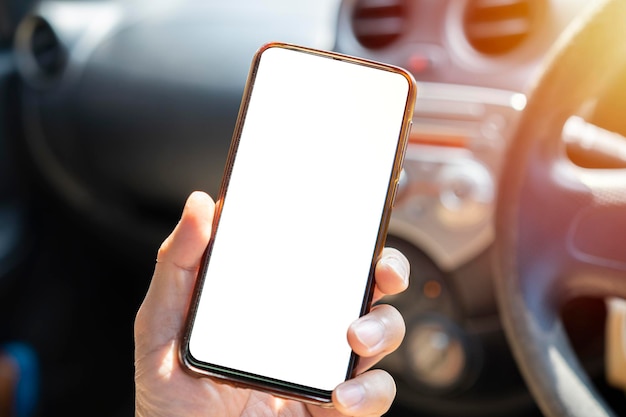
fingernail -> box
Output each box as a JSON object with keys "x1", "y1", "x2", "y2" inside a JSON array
[
  {"x1": 353, "y1": 319, "x2": 385, "y2": 351},
  {"x1": 381, "y1": 255, "x2": 409, "y2": 286},
  {"x1": 335, "y1": 382, "x2": 365, "y2": 408}
]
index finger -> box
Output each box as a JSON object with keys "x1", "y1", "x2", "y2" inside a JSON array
[{"x1": 372, "y1": 247, "x2": 410, "y2": 303}]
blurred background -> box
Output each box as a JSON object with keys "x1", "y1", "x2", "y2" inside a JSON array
[{"x1": 1, "y1": 0, "x2": 625, "y2": 416}]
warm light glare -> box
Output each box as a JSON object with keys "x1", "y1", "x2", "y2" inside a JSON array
[
  {"x1": 273, "y1": 397, "x2": 286, "y2": 412},
  {"x1": 157, "y1": 341, "x2": 177, "y2": 380},
  {"x1": 510, "y1": 93, "x2": 527, "y2": 111}
]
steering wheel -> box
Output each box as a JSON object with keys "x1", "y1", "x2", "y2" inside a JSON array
[{"x1": 493, "y1": 0, "x2": 626, "y2": 416}]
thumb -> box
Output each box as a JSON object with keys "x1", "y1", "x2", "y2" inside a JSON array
[{"x1": 135, "y1": 191, "x2": 215, "y2": 352}]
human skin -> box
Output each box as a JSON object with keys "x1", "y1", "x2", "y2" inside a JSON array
[{"x1": 135, "y1": 191, "x2": 410, "y2": 417}]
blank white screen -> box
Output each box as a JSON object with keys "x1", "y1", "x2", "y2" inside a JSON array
[{"x1": 189, "y1": 45, "x2": 410, "y2": 392}]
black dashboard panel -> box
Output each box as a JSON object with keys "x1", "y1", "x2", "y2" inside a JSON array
[{"x1": 15, "y1": 1, "x2": 342, "y2": 243}]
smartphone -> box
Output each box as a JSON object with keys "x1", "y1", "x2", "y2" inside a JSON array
[{"x1": 181, "y1": 42, "x2": 416, "y2": 405}]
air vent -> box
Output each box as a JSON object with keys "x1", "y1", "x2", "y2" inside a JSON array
[
  {"x1": 351, "y1": 0, "x2": 408, "y2": 50},
  {"x1": 30, "y1": 17, "x2": 66, "y2": 76},
  {"x1": 463, "y1": 0, "x2": 539, "y2": 55},
  {"x1": 15, "y1": 15, "x2": 66, "y2": 88}
]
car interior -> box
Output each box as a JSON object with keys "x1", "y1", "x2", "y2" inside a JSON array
[{"x1": 1, "y1": 0, "x2": 626, "y2": 416}]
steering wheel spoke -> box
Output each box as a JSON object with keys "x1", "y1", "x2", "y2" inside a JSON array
[
  {"x1": 562, "y1": 167, "x2": 626, "y2": 299},
  {"x1": 515, "y1": 148, "x2": 626, "y2": 303},
  {"x1": 531, "y1": 160, "x2": 626, "y2": 301}
]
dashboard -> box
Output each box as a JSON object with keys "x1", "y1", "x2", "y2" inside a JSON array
[
  {"x1": 336, "y1": 0, "x2": 588, "y2": 270},
  {"x1": 7, "y1": 0, "x2": 607, "y2": 416}
]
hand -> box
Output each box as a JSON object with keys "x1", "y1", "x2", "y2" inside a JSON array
[{"x1": 134, "y1": 191, "x2": 410, "y2": 417}]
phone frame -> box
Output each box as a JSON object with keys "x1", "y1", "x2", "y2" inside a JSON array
[{"x1": 180, "y1": 42, "x2": 417, "y2": 405}]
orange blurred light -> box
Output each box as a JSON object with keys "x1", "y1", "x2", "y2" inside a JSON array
[
  {"x1": 409, "y1": 132, "x2": 468, "y2": 148},
  {"x1": 423, "y1": 280, "x2": 442, "y2": 299}
]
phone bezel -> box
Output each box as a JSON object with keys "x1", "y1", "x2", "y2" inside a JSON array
[{"x1": 180, "y1": 42, "x2": 417, "y2": 405}]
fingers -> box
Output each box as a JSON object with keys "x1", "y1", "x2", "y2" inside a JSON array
[
  {"x1": 348, "y1": 304, "x2": 405, "y2": 373},
  {"x1": 333, "y1": 369, "x2": 396, "y2": 417},
  {"x1": 335, "y1": 300, "x2": 404, "y2": 417},
  {"x1": 332, "y1": 248, "x2": 408, "y2": 415},
  {"x1": 135, "y1": 191, "x2": 214, "y2": 351},
  {"x1": 372, "y1": 247, "x2": 409, "y2": 303},
  {"x1": 346, "y1": 247, "x2": 408, "y2": 372}
]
